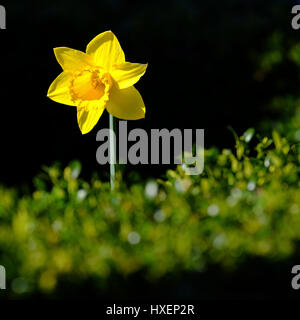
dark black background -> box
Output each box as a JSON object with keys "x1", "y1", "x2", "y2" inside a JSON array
[{"x1": 0, "y1": 0, "x2": 298, "y2": 186}]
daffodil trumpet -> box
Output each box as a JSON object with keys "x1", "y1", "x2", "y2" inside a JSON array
[{"x1": 47, "y1": 30, "x2": 147, "y2": 189}]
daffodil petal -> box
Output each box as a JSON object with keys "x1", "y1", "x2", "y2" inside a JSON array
[
  {"x1": 77, "y1": 102, "x2": 105, "y2": 134},
  {"x1": 86, "y1": 31, "x2": 125, "y2": 71},
  {"x1": 54, "y1": 47, "x2": 92, "y2": 71},
  {"x1": 106, "y1": 86, "x2": 145, "y2": 120},
  {"x1": 111, "y1": 62, "x2": 147, "y2": 89},
  {"x1": 47, "y1": 71, "x2": 75, "y2": 106}
]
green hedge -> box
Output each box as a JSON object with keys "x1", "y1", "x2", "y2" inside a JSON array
[{"x1": 1, "y1": 129, "x2": 300, "y2": 297}]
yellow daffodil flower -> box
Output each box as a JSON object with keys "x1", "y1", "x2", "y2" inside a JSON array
[{"x1": 47, "y1": 31, "x2": 147, "y2": 134}]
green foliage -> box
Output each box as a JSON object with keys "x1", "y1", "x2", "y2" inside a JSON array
[{"x1": 1, "y1": 129, "x2": 300, "y2": 297}]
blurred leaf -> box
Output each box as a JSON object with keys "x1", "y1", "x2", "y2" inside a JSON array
[{"x1": 243, "y1": 128, "x2": 255, "y2": 143}]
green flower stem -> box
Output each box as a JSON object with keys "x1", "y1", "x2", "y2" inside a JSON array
[{"x1": 109, "y1": 114, "x2": 116, "y2": 190}]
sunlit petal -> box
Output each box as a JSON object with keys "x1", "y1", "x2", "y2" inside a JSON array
[
  {"x1": 77, "y1": 102, "x2": 105, "y2": 134},
  {"x1": 111, "y1": 62, "x2": 147, "y2": 89},
  {"x1": 54, "y1": 47, "x2": 92, "y2": 71},
  {"x1": 86, "y1": 31, "x2": 125, "y2": 71},
  {"x1": 106, "y1": 86, "x2": 145, "y2": 120},
  {"x1": 47, "y1": 71, "x2": 75, "y2": 106}
]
